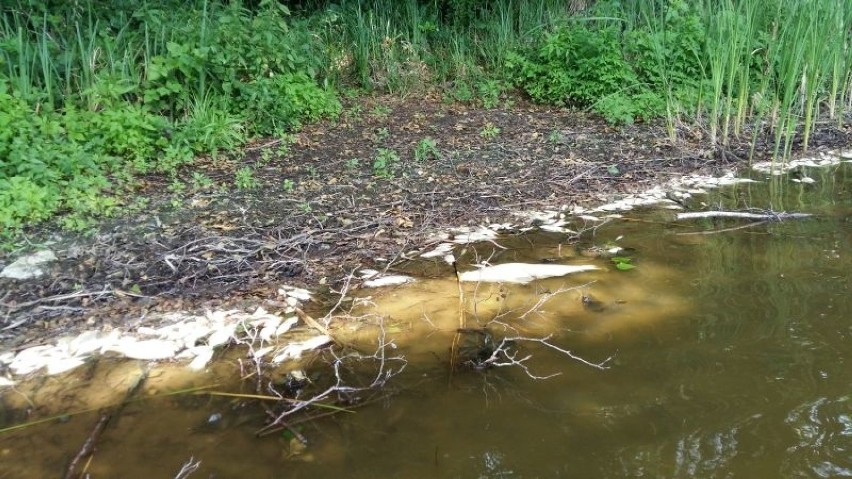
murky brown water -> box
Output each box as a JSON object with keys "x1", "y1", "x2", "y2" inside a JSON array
[{"x1": 2, "y1": 164, "x2": 851, "y2": 478}]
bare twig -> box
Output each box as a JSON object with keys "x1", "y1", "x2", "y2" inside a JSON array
[
  {"x1": 480, "y1": 334, "x2": 612, "y2": 379},
  {"x1": 173, "y1": 457, "x2": 201, "y2": 479},
  {"x1": 255, "y1": 318, "x2": 406, "y2": 437}
]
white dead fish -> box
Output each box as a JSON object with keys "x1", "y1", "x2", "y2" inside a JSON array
[{"x1": 458, "y1": 263, "x2": 598, "y2": 284}]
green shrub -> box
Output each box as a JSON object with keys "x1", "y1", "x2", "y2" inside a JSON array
[
  {"x1": 237, "y1": 72, "x2": 341, "y2": 135},
  {"x1": 508, "y1": 25, "x2": 637, "y2": 107}
]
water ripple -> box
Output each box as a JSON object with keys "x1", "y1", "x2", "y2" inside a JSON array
[{"x1": 782, "y1": 395, "x2": 852, "y2": 477}]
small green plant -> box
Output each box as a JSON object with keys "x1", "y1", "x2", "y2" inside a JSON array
[
  {"x1": 548, "y1": 130, "x2": 562, "y2": 143},
  {"x1": 345, "y1": 158, "x2": 362, "y2": 170},
  {"x1": 373, "y1": 148, "x2": 400, "y2": 178},
  {"x1": 168, "y1": 178, "x2": 186, "y2": 194},
  {"x1": 344, "y1": 105, "x2": 363, "y2": 122},
  {"x1": 479, "y1": 122, "x2": 501, "y2": 139},
  {"x1": 235, "y1": 167, "x2": 259, "y2": 190},
  {"x1": 375, "y1": 127, "x2": 390, "y2": 141},
  {"x1": 370, "y1": 105, "x2": 391, "y2": 119},
  {"x1": 611, "y1": 256, "x2": 636, "y2": 271},
  {"x1": 191, "y1": 172, "x2": 214, "y2": 191},
  {"x1": 414, "y1": 138, "x2": 440, "y2": 162},
  {"x1": 282, "y1": 179, "x2": 295, "y2": 192},
  {"x1": 476, "y1": 79, "x2": 502, "y2": 108},
  {"x1": 298, "y1": 202, "x2": 313, "y2": 213},
  {"x1": 451, "y1": 81, "x2": 475, "y2": 103},
  {"x1": 259, "y1": 148, "x2": 274, "y2": 165}
]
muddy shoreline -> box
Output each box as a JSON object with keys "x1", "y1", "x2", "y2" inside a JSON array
[{"x1": 2, "y1": 95, "x2": 851, "y2": 350}]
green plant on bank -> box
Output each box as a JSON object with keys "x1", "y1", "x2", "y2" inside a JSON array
[
  {"x1": 373, "y1": 147, "x2": 400, "y2": 178},
  {"x1": 547, "y1": 130, "x2": 562, "y2": 143},
  {"x1": 0, "y1": 0, "x2": 341, "y2": 236},
  {"x1": 234, "y1": 166, "x2": 258, "y2": 190},
  {"x1": 476, "y1": 79, "x2": 504, "y2": 108},
  {"x1": 414, "y1": 137, "x2": 439, "y2": 162},
  {"x1": 375, "y1": 127, "x2": 390, "y2": 142},
  {"x1": 282, "y1": 178, "x2": 295, "y2": 192},
  {"x1": 191, "y1": 172, "x2": 214, "y2": 191},
  {"x1": 345, "y1": 158, "x2": 362, "y2": 169},
  {"x1": 168, "y1": 178, "x2": 186, "y2": 194},
  {"x1": 479, "y1": 122, "x2": 500, "y2": 139},
  {"x1": 370, "y1": 105, "x2": 392, "y2": 119},
  {"x1": 259, "y1": 148, "x2": 274, "y2": 166}
]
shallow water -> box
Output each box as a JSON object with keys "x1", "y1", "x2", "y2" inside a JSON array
[{"x1": 2, "y1": 164, "x2": 851, "y2": 478}]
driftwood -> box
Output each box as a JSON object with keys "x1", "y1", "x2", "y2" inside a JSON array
[{"x1": 676, "y1": 210, "x2": 812, "y2": 221}]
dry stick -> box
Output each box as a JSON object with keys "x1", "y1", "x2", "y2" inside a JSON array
[{"x1": 1, "y1": 287, "x2": 113, "y2": 316}]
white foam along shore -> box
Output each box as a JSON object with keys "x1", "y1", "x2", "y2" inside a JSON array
[{"x1": 0, "y1": 285, "x2": 332, "y2": 386}]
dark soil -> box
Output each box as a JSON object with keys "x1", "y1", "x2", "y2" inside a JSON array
[{"x1": 2, "y1": 94, "x2": 850, "y2": 349}]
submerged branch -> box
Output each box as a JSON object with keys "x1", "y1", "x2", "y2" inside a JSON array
[
  {"x1": 676, "y1": 210, "x2": 812, "y2": 221},
  {"x1": 63, "y1": 413, "x2": 111, "y2": 479},
  {"x1": 173, "y1": 457, "x2": 201, "y2": 479}
]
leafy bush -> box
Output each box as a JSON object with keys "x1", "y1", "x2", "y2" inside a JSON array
[
  {"x1": 236, "y1": 72, "x2": 341, "y2": 135},
  {"x1": 508, "y1": 25, "x2": 637, "y2": 106},
  {"x1": 0, "y1": 1, "x2": 342, "y2": 233}
]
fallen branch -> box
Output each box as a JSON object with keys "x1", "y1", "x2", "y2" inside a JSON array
[
  {"x1": 63, "y1": 413, "x2": 111, "y2": 479},
  {"x1": 676, "y1": 220, "x2": 768, "y2": 236},
  {"x1": 676, "y1": 210, "x2": 811, "y2": 221},
  {"x1": 294, "y1": 307, "x2": 331, "y2": 337},
  {"x1": 255, "y1": 318, "x2": 406, "y2": 437},
  {"x1": 478, "y1": 333, "x2": 612, "y2": 379}
]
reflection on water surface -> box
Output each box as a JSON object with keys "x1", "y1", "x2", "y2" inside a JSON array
[{"x1": 2, "y1": 165, "x2": 851, "y2": 478}]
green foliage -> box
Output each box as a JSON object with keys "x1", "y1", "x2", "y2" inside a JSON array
[
  {"x1": 345, "y1": 158, "x2": 361, "y2": 169},
  {"x1": 476, "y1": 79, "x2": 503, "y2": 109},
  {"x1": 624, "y1": 0, "x2": 706, "y2": 91},
  {"x1": 0, "y1": 85, "x2": 126, "y2": 229},
  {"x1": 414, "y1": 137, "x2": 439, "y2": 162},
  {"x1": 191, "y1": 172, "x2": 214, "y2": 191},
  {"x1": 479, "y1": 122, "x2": 500, "y2": 139},
  {"x1": 234, "y1": 166, "x2": 258, "y2": 190},
  {"x1": 0, "y1": 1, "x2": 342, "y2": 233},
  {"x1": 1, "y1": 0, "x2": 851, "y2": 236},
  {"x1": 236, "y1": 72, "x2": 341, "y2": 135},
  {"x1": 372, "y1": 147, "x2": 400, "y2": 178},
  {"x1": 508, "y1": 25, "x2": 636, "y2": 107}
]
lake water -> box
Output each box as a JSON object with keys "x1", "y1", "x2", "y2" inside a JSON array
[{"x1": 2, "y1": 163, "x2": 850, "y2": 478}]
